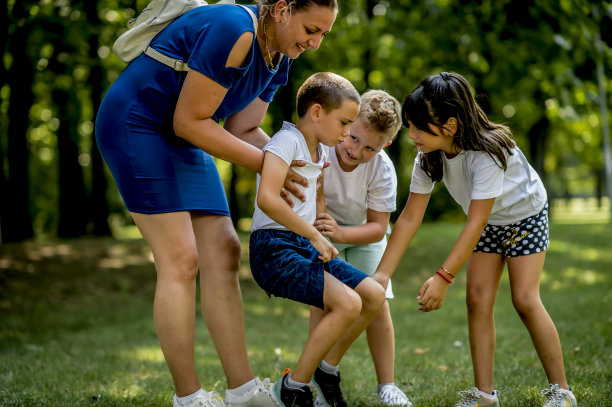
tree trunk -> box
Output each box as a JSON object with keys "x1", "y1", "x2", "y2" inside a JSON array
[
  {"x1": 54, "y1": 88, "x2": 90, "y2": 238},
  {"x1": 2, "y1": 3, "x2": 35, "y2": 243},
  {"x1": 84, "y1": 0, "x2": 112, "y2": 236}
]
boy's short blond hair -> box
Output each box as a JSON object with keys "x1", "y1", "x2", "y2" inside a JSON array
[
  {"x1": 359, "y1": 90, "x2": 402, "y2": 141},
  {"x1": 296, "y1": 72, "x2": 360, "y2": 118}
]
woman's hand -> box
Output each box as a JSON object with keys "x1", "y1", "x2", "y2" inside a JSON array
[
  {"x1": 309, "y1": 232, "x2": 338, "y2": 263},
  {"x1": 282, "y1": 160, "x2": 330, "y2": 206},
  {"x1": 370, "y1": 272, "x2": 390, "y2": 291},
  {"x1": 314, "y1": 212, "x2": 343, "y2": 243},
  {"x1": 416, "y1": 274, "x2": 450, "y2": 312}
]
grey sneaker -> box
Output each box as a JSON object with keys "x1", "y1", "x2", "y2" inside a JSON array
[
  {"x1": 541, "y1": 384, "x2": 577, "y2": 407},
  {"x1": 173, "y1": 390, "x2": 226, "y2": 407},
  {"x1": 225, "y1": 378, "x2": 281, "y2": 407},
  {"x1": 378, "y1": 384, "x2": 412, "y2": 406},
  {"x1": 454, "y1": 387, "x2": 500, "y2": 407}
]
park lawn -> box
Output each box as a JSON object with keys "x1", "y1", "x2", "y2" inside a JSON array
[{"x1": 0, "y1": 219, "x2": 610, "y2": 406}]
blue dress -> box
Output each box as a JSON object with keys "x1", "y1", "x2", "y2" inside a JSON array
[{"x1": 95, "y1": 4, "x2": 291, "y2": 214}]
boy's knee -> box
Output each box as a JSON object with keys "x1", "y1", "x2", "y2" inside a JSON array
[
  {"x1": 360, "y1": 278, "x2": 386, "y2": 314},
  {"x1": 338, "y1": 290, "x2": 362, "y2": 320}
]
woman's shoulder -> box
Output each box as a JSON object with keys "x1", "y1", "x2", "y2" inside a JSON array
[{"x1": 181, "y1": 4, "x2": 257, "y2": 32}]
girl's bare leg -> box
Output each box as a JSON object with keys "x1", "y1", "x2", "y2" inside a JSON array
[
  {"x1": 465, "y1": 252, "x2": 505, "y2": 395},
  {"x1": 507, "y1": 252, "x2": 569, "y2": 389}
]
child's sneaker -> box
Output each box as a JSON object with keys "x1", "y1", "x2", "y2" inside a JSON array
[
  {"x1": 454, "y1": 387, "x2": 500, "y2": 407},
  {"x1": 225, "y1": 377, "x2": 281, "y2": 407},
  {"x1": 273, "y1": 373, "x2": 313, "y2": 407},
  {"x1": 377, "y1": 384, "x2": 413, "y2": 406},
  {"x1": 311, "y1": 367, "x2": 347, "y2": 407},
  {"x1": 173, "y1": 390, "x2": 226, "y2": 407},
  {"x1": 541, "y1": 384, "x2": 577, "y2": 407}
]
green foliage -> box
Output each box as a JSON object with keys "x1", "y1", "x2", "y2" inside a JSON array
[
  {"x1": 0, "y1": 210, "x2": 610, "y2": 405},
  {"x1": 0, "y1": 0, "x2": 610, "y2": 238}
]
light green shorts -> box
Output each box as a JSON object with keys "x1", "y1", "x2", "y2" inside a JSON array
[{"x1": 333, "y1": 236, "x2": 394, "y2": 299}]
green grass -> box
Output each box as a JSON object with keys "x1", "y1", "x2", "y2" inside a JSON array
[{"x1": 1, "y1": 209, "x2": 611, "y2": 406}]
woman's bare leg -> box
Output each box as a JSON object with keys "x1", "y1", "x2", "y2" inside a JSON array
[
  {"x1": 131, "y1": 211, "x2": 202, "y2": 396},
  {"x1": 191, "y1": 213, "x2": 255, "y2": 389}
]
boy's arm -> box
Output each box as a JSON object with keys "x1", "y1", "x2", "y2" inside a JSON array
[
  {"x1": 315, "y1": 209, "x2": 389, "y2": 245},
  {"x1": 372, "y1": 192, "x2": 430, "y2": 287},
  {"x1": 315, "y1": 168, "x2": 326, "y2": 214},
  {"x1": 258, "y1": 152, "x2": 337, "y2": 261}
]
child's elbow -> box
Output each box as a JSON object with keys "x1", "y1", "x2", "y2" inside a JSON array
[{"x1": 257, "y1": 191, "x2": 274, "y2": 213}]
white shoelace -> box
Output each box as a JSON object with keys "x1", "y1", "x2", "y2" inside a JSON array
[
  {"x1": 378, "y1": 385, "x2": 412, "y2": 406},
  {"x1": 191, "y1": 391, "x2": 225, "y2": 407},
  {"x1": 541, "y1": 384, "x2": 569, "y2": 406},
  {"x1": 454, "y1": 388, "x2": 481, "y2": 407}
]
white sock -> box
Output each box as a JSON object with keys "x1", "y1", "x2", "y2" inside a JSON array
[
  {"x1": 377, "y1": 382, "x2": 394, "y2": 393},
  {"x1": 478, "y1": 389, "x2": 496, "y2": 399},
  {"x1": 285, "y1": 373, "x2": 310, "y2": 389},
  {"x1": 226, "y1": 378, "x2": 257, "y2": 398},
  {"x1": 176, "y1": 388, "x2": 205, "y2": 406},
  {"x1": 319, "y1": 360, "x2": 339, "y2": 375}
]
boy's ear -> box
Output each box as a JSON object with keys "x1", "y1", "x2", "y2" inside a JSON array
[
  {"x1": 383, "y1": 140, "x2": 392, "y2": 148},
  {"x1": 309, "y1": 103, "x2": 322, "y2": 122},
  {"x1": 445, "y1": 117, "x2": 458, "y2": 135}
]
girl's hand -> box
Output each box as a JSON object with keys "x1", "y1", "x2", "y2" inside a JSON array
[
  {"x1": 416, "y1": 274, "x2": 450, "y2": 312},
  {"x1": 309, "y1": 232, "x2": 338, "y2": 263},
  {"x1": 314, "y1": 213, "x2": 342, "y2": 242}
]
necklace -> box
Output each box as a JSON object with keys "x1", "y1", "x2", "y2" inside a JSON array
[{"x1": 262, "y1": 17, "x2": 279, "y2": 72}]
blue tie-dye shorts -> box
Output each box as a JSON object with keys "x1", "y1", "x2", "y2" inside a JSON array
[{"x1": 249, "y1": 229, "x2": 369, "y2": 310}]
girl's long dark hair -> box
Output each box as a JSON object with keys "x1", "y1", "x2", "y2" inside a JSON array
[{"x1": 402, "y1": 72, "x2": 515, "y2": 181}]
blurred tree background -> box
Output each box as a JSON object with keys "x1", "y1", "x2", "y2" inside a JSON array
[{"x1": 0, "y1": 0, "x2": 610, "y2": 243}]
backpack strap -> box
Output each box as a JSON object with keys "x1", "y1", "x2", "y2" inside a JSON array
[{"x1": 145, "y1": 4, "x2": 258, "y2": 72}]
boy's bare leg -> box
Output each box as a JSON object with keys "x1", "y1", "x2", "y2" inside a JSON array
[
  {"x1": 291, "y1": 273, "x2": 364, "y2": 383},
  {"x1": 316, "y1": 277, "x2": 386, "y2": 366}
]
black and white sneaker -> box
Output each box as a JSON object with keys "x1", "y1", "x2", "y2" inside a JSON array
[
  {"x1": 273, "y1": 372, "x2": 313, "y2": 407},
  {"x1": 311, "y1": 367, "x2": 347, "y2": 407}
]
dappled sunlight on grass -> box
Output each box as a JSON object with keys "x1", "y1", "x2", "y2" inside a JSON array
[
  {"x1": 549, "y1": 239, "x2": 612, "y2": 263},
  {"x1": 121, "y1": 345, "x2": 165, "y2": 363}
]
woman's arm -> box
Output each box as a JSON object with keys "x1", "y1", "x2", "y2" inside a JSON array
[
  {"x1": 173, "y1": 31, "x2": 265, "y2": 173},
  {"x1": 314, "y1": 209, "x2": 390, "y2": 245},
  {"x1": 417, "y1": 197, "x2": 495, "y2": 312},
  {"x1": 259, "y1": 152, "x2": 337, "y2": 262},
  {"x1": 372, "y1": 192, "x2": 431, "y2": 287},
  {"x1": 224, "y1": 97, "x2": 272, "y2": 149}
]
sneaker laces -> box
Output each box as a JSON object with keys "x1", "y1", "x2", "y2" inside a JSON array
[
  {"x1": 378, "y1": 385, "x2": 412, "y2": 406},
  {"x1": 191, "y1": 391, "x2": 225, "y2": 407},
  {"x1": 455, "y1": 387, "x2": 480, "y2": 407},
  {"x1": 541, "y1": 384, "x2": 567, "y2": 406}
]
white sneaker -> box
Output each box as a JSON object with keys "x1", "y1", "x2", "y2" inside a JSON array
[
  {"x1": 378, "y1": 384, "x2": 413, "y2": 406},
  {"x1": 225, "y1": 377, "x2": 281, "y2": 407},
  {"x1": 541, "y1": 384, "x2": 577, "y2": 407},
  {"x1": 455, "y1": 387, "x2": 500, "y2": 407},
  {"x1": 173, "y1": 390, "x2": 226, "y2": 407}
]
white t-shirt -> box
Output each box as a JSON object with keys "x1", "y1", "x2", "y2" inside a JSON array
[
  {"x1": 409, "y1": 147, "x2": 547, "y2": 225},
  {"x1": 324, "y1": 145, "x2": 397, "y2": 227},
  {"x1": 252, "y1": 121, "x2": 328, "y2": 231}
]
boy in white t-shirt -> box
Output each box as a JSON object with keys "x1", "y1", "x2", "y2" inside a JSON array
[
  {"x1": 250, "y1": 73, "x2": 386, "y2": 407},
  {"x1": 310, "y1": 90, "x2": 412, "y2": 406}
]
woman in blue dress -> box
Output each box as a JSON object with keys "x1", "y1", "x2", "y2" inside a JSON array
[{"x1": 95, "y1": 1, "x2": 338, "y2": 406}]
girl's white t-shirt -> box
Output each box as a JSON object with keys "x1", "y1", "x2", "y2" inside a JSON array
[
  {"x1": 409, "y1": 147, "x2": 547, "y2": 225},
  {"x1": 324, "y1": 145, "x2": 397, "y2": 227},
  {"x1": 252, "y1": 121, "x2": 327, "y2": 231}
]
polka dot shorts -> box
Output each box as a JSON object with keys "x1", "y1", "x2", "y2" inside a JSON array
[{"x1": 474, "y1": 204, "x2": 549, "y2": 257}]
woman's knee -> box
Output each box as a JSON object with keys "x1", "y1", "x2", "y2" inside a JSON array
[
  {"x1": 156, "y1": 245, "x2": 200, "y2": 282},
  {"x1": 200, "y1": 232, "x2": 242, "y2": 274}
]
